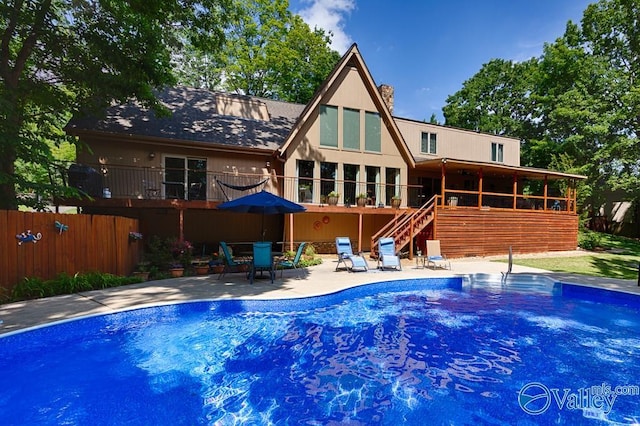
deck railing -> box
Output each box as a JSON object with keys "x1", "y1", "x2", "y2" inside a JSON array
[{"x1": 64, "y1": 163, "x2": 576, "y2": 212}]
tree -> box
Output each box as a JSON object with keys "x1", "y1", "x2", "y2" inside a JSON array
[
  {"x1": 176, "y1": 0, "x2": 340, "y2": 104},
  {"x1": 442, "y1": 0, "x2": 640, "y2": 209},
  {"x1": 0, "y1": 0, "x2": 233, "y2": 210}
]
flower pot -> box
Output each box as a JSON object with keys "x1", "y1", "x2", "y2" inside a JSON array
[
  {"x1": 195, "y1": 265, "x2": 210, "y2": 275},
  {"x1": 133, "y1": 271, "x2": 150, "y2": 281},
  {"x1": 356, "y1": 197, "x2": 367, "y2": 207},
  {"x1": 327, "y1": 196, "x2": 339, "y2": 206},
  {"x1": 391, "y1": 198, "x2": 401, "y2": 208},
  {"x1": 213, "y1": 265, "x2": 225, "y2": 274},
  {"x1": 169, "y1": 267, "x2": 185, "y2": 278},
  {"x1": 237, "y1": 263, "x2": 249, "y2": 273}
]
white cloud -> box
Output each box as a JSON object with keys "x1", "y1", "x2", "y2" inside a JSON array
[{"x1": 296, "y1": 0, "x2": 355, "y2": 54}]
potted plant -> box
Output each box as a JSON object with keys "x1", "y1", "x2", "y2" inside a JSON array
[
  {"x1": 356, "y1": 193, "x2": 367, "y2": 207},
  {"x1": 193, "y1": 258, "x2": 211, "y2": 275},
  {"x1": 391, "y1": 195, "x2": 402, "y2": 208},
  {"x1": 133, "y1": 260, "x2": 151, "y2": 281},
  {"x1": 327, "y1": 191, "x2": 339, "y2": 206},
  {"x1": 168, "y1": 262, "x2": 185, "y2": 277}
]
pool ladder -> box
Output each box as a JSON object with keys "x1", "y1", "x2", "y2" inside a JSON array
[{"x1": 501, "y1": 246, "x2": 513, "y2": 283}]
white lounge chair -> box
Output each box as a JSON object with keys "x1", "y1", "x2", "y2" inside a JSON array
[{"x1": 425, "y1": 240, "x2": 451, "y2": 270}]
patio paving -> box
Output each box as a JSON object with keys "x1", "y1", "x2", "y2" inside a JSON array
[{"x1": 1, "y1": 251, "x2": 638, "y2": 335}]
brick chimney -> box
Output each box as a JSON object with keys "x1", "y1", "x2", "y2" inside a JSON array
[{"x1": 378, "y1": 84, "x2": 394, "y2": 114}]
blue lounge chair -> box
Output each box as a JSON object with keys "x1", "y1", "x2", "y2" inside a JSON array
[
  {"x1": 335, "y1": 237, "x2": 368, "y2": 272},
  {"x1": 378, "y1": 237, "x2": 401, "y2": 270},
  {"x1": 277, "y1": 242, "x2": 306, "y2": 278},
  {"x1": 218, "y1": 241, "x2": 251, "y2": 279},
  {"x1": 251, "y1": 242, "x2": 275, "y2": 284},
  {"x1": 425, "y1": 240, "x2": 451, "y2": 270}
]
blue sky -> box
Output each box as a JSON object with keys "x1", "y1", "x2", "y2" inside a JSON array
[{"x1": 289, "y1": 0, "x2": 593, "y2": 122}]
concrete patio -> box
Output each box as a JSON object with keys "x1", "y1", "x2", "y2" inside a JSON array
[{"x1": 1, "y1": 251, "x2": 638, "y2": 335}]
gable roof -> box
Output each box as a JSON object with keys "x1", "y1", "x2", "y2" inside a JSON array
[
  {"x1": 66, "y1": 87, "x2": 305, "y2": 152},
  {"x1": 276, "y1": 44, "x2": 415, "y2": 167}
]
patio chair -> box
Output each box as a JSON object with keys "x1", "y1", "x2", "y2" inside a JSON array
[
  {"x1": 425, "y1": 240, "x2": 451, "y2": 270},
  {"x1": 377, "y1": 237, "x2": 401, "y2": 271},
  {"x1": 218, "y1": 241, "x2": 251, "y2": 279},
  {"x1": 251, "y1": 242, "x2": 275, "y2": 284},
  {"x1": 335, "y1": 237, "x2": 368, "y2": 272},
  {"x1": 277, "y1": 242, "x2": 307, "y2": 278}
]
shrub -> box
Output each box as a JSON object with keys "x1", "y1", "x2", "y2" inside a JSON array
[
  {"x1": 8, "y1": 272, "x2": 143, "y2": 303},
  {"x1": 579, "y1": 230, "x2": 601, "y2": 251}
]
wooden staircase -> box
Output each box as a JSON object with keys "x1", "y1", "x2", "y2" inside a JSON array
[{"x1": 370, "y1": 195, "x2": 438, "y2": 258}]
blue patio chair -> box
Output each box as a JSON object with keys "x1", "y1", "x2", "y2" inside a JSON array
[
  {"x1": 218, "y1": 241, "x2": 251, "y2": 279},
  {"x1": 251, "y1": 242, "x2": 275, "y2": 284},
  {"x1": 335, "y1": 237, "x2": 368, "y2": 272},
  {"x1": 277, "y1": 242, "x2": 307, "y2": 278},
  {"x1": 377, "y1": 237, "x2": 401, "y2": 271}
]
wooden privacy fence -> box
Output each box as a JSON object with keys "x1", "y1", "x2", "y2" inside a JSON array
[{"x1": 0, "y1": 210, "x2": 141, "y2": 292}]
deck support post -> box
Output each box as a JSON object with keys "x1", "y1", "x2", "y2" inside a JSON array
[{"x1": 478, "y1": 168, "x2": 483, "y2": 209}]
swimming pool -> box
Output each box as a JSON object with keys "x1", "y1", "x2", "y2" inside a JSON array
[{"x1": 1, "y1": 277, "x2": 639, "y2": 425}]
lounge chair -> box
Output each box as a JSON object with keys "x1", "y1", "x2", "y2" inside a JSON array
[
  {"x1": 377, "y1": 237, "x2": 401, "y2": 270},
  {"x1": 277, "y1": 242, "x2": 306, "y2": 278},
  {"x1": 218, "y1": 241, "x2": 251, "y2": 279},
  {"x1": 250, "y1": 242, "x2": 275, "y2": 284},
  {"x1": 335, "y1": 237, "x2": 368, "y2": 272},
  {"x1": 425, "y1": 240, "x2": 451, "y2": 270}
]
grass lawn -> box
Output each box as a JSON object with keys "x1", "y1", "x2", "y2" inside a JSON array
[{"x1": 502, "y1": 232, "x2": 640, "y2": 280}]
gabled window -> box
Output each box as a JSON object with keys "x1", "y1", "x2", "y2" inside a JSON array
[
  {"x1": 491, "y1": 142, "x2": 504, "y2": 163},
  {"x1": 320, "y1": 105, "x2": 338, "y2": 147},
  {"x1": 343, "y1": 108, "x2": 360, "y2": 150},
  {"x1": 421, "y1": 132, "x2": 437, "y2": 154},
  {"x1": 364, "y1": 111, "x2": 381, "y2": 152}
]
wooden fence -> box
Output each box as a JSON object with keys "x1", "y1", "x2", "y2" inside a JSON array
[{"x1": 0, "y1": 210, "x2": 141, "y2": 293}]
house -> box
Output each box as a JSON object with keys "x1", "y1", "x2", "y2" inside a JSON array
[{"x1": 64, "y1": 44, "x2": 584, "y2": 259}]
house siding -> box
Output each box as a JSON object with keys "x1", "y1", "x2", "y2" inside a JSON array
[
  {"x1": 283, "y1": 66, "x2": 408, "y2": 205},
  {"x1": 395, "y1": 118, "x2": 520, "y2": 166}
]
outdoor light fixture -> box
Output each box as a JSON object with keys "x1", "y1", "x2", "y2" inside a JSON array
[
  {"x1": 265, "y1": 161, "x2": 271, "y2": 168},
  {"x1": 148, "y1": 152, "x2": 156, "y2": 160}
]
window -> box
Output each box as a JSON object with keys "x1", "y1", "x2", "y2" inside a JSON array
[
  {"x1": 343, "y1": 108, "x2": 360, "y2": 150},
  {"x1": 320, "y1": 162, "x2": 337, "y2": 200},
  {"x1": 421, "y1": 132, "x2": 437, "y2": 154},
  {"x1": 297, "y1": 160, "x2": 314, "y2": 203},
  {"x1": 385, "y1": 168, "x2": 400, "y2": 205},
  {"x1": 491, "y1": 142, "x2": 504, "y2": 163},
  {"x1": 365, "y1": 111, "x2": 381, "y2": 152},
  {"x1": 343, "y1": 164, "x2": 359, "y2": 205},
  {"x1": 320, "y1": 105, "x2": 338, "y2": 147},
  {"x1": 365, "y1": 166, "x2": 380, "y2": 205},
  {"x1": 164, "y1": 157, "x2": 207, "y2": 200}
]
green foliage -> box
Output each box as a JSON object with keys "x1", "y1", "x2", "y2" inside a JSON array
[
  {"x1": 578, "y1": 230, "x2": 602, "y2": 250},
  {"x1": 175, "y1": 0, "x2": 340, "y2": 103},
  {"x1": 299, "y1": 243, "x2": 322, "y2": 267},
  {"x1": 0, "y1": 0, "x2": 234, "y2": 210},
  {"x1": 146, "y1": 235, "x2": 193, "y2": 271},
  {"x1": 443, "y1": 0, "x2": 640, "y2": 210},
  {"x1": 7, "y1": 272, "x2": 142, "y2": 304}
]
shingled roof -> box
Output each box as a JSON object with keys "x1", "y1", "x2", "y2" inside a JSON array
[{"x1": 66, "y1": 87, "x2": 306, "y2": 151}]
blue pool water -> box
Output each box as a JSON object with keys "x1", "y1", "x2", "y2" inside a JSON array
[{"x1": 1, "y1": 277, "x2": 640, "y2": 425}]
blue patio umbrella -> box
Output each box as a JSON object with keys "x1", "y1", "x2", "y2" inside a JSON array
[{"x1": 217, "y1": 190, "x2": 306, "y2": 239}]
